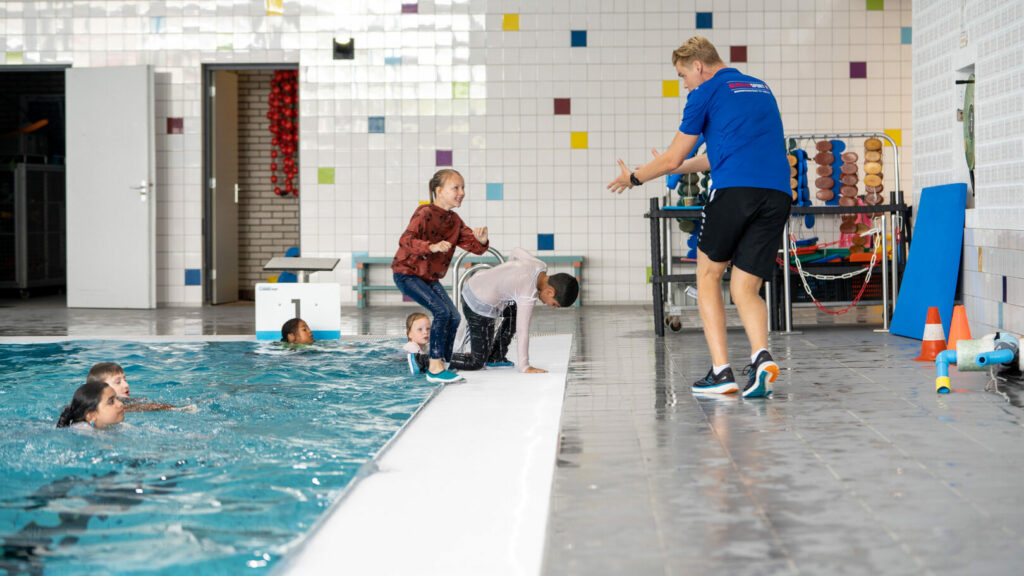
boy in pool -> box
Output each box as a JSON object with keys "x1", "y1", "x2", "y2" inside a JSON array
[
  {"x1": 86, "y1": 362, "x2": 184, "y2": 413},
  {"x1": 281, "y1": 318, "x2": 314, "y2": 345},
  {"x1": 57, "y1": 380, "x2": 125, "y2": 429},
  {"x1": 404, "y1": 312, "x2": 431, "y2": 374},
  {"x1": 447, "y1": 247, "x2": 579, "y2": 374}
]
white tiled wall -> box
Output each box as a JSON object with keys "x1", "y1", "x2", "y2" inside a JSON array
[
  {"x1": 913, "y1": 0, "x2": 1024, "y2": 335},
  {"x1": 1, "y1": 0, "x2": 913, "y2": 306}
]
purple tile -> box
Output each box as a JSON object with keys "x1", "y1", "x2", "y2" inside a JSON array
[
  {"x1": 850, "y1": 61, "x2": 867, "y2": 79},
  {"x1": 167, "y1": 117, "x2": 183, "y2": 134},
  {"x1": 554, "y1": 98, "x2": 571, "y2": 115},
  {"x1": 730, "y1": 45, "x2": 747, "y2": 63},
  {"x1": 401, "y1": 3, "x2": 418, "y2": 13},
  {"x1": 436, "y1": 149, "x2": 452, "y2": 166}
]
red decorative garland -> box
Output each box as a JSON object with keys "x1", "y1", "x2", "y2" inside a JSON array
[{"x1": 267, "y1": 70, "x2": 298, "y2": 196}]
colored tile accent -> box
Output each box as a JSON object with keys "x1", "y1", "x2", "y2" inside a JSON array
[
  {"x1": 368, "y1": 116, "x2": 385, "y2": 133},
  {"x1": 554, "y1": 98, "x2": 571, "y2": 115},
  {"x1": 646, "y1": 266, "x2": 652, "y2": 284},
  {"x1": 418, "y1": 200, "x2": 430, "y2": 206},
  {"x1": 385, "y1": 56, "x2": 402, "y2": 66},
  {"x1": 571, "y1": 30, "x2": 587, "y2": 47},
  {"x1": 901, "y1": 27, "x2": 912, "y2": 44},
  {"x1": 570, "y1": 132, "x2": 588, "y2": 149},
  {"x1": 452, "y1": 82, "x2": 470, "y2": 99},
  {"x1": 401, "y1": 3, "x2": 418, "y2": 14},
  {"x1": 730, "y1": 45, "x2": 747, "y2": 63},
  {"x1": 978, "y1": 247, "x2": 983, "y2": 272},
  {"x1": 5, "y1": 52, "x2": 23, "y2": 64},
  {"x1": 537, "y1": 234, "x2": 554, "y2": 251},
  {"x1": 166, "y1": 117, "x2": 183, "y2": 134},
  {"x1": 352, "y1": 251, "x2": 368, "y2": 269},
  {"x1": 1003, "y1": 275, "x2": 1008, "y2": 303},
  {"x1": 150, "y1": 16, "x2": 165, "y2": 33},
  {"x1": 318, "y1": 167, "x2": 335, "y2": 184},
  {"x1": 696, "y1": 12, "x2": 713, "y2": 29},
  {"x1": 866, "y1": 0, "x2": 884, "y2": 10},
  {"x1": 266, "y1": 0, "x2": 284, "y2": 16},
  {"x1": 850, "y1": 61, "x2": 867, "y2": 79},
  {"x1": 486, "y1": 183, "x2": 504, "y2": 201},
  {"x1": 436, "y1": 150, "x2": 453, "y2": 166},
  {"x1": 185, "y1": 269, "x2": 201, "y2": 286},
  {"x1": 662, "y1": 80, "x2": 680, "y2": 98},
  {"x1": 884, "y1": 128, "x2": 902, "y2": 146},
  {"x1": 502, "y1": 14, "x2": 519, "y2": 31}
]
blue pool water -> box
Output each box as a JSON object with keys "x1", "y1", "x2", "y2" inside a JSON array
[{"x1": 0, "y1": 339, "x2": 435, "y2": 575}]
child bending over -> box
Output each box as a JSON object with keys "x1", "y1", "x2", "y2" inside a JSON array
[{"x1": 448, "y1": 247, "x2": 578, "y2": 374}]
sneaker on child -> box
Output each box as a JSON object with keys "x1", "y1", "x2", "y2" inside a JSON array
[{"x1": 426, "y1": 369, "x2": 465, "y2": 384}]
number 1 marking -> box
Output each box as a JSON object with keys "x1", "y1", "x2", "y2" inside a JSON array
[{"x1": 291, "y1": 298, "x2": 301, "y2": 319}]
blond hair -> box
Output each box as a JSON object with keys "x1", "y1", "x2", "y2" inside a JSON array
[
  {"x1": 671, "y1": 36, "x2": 723, "y2": 67},
  {"x1": 406, "y1": 312, "x2": 429, "y2": 338},
  {"x1": 428, "y1": 169, "x2": 462, "y2": 202},
  {"x1": 86, "y1": 361, "x2": 124, "y2": 383}
]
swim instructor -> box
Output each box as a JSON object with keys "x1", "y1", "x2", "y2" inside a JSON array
[{"x1": 607, "y1": 36, "x2": 791, "y2": 398}]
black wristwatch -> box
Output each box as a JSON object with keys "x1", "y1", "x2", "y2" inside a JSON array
[{"x1": 629, "y1": 172, "x2": 642, "y2": 186}]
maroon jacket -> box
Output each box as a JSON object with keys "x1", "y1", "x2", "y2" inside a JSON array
[{"x1": 392, "y1": 204, "x2": 488, "y2": 281}]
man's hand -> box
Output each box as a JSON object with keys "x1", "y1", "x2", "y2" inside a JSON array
[
  {"x1": 473, "y1": 227, "x2": 488, "y2": 244},
  {"x1": 524, "y1": 366, "x2": 548, "y2": 374},
  {"x1": 606, "y1": 158, "x2": 634, "y2": 194},
  {"x1": 430, "y1": 240, "x2": 452, "y2": 253}
]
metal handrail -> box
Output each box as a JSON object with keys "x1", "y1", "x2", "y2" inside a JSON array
[{"x1": 451, "y1": 246, "x2": 505, "y2": 310}]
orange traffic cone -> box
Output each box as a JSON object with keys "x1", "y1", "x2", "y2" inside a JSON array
[
  {"x1": 915, "y1": 307, "x2": 946, "y2": 362},
  {"x1": 946, "y1": 305, "x2": 972, "y2": 351}
]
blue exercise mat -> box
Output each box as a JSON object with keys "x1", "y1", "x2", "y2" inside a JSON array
[{"x1": 889, "y1": 183, "x2": 967, "y2": 339}]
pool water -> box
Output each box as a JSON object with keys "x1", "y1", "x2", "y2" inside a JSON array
[{"x1": 0, "y1": 339, "x2": 435, "y2": 575}]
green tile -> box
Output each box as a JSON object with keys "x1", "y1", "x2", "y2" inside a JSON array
[
  {"x1": 318, "y1": 167, "x2": 335, "y2": 185},
  {"x1": 6, "y1": 51, "x2": 23, "y2": 64},
  {"x1": 866, "y1": 0, "x2": 884, "y2": 10},
  {"x1": 452, "y1": 82, "x2": 470, "y2": 99}
]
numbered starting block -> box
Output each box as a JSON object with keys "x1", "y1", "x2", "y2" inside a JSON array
[{"x1": 255, "y1": 283, "x2": 341, "y2": 340}]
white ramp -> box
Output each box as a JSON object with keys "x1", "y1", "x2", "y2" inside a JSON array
[{"x1": 284, "y1": 333, "x2": 573, "y2": 576}]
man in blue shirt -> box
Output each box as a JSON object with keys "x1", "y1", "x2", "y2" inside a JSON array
[{"x1": 608, "y1": 36, "x2": 791, "y2": 398}]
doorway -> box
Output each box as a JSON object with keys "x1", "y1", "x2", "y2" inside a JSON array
[
  {"x1": 0, "y1": 66, "x2": 68, "y2": 300},
  {"x1": 202, "y1": 64, "x2": 300, "y2": 304}
]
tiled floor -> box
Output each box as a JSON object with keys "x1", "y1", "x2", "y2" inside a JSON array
[{"x1": 2, "y1": 296, "x2": 1021, "y2": 575}]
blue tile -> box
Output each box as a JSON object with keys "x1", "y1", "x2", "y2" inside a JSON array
[
  {"x1": 696, "y1": 12, "x2": 712, "y2": 29},
  {"x1": 901, "y1": 27, "x2": 912, "y2": 44},
  {"x1": 570, "y1": 30, "x2": 587, "y2": 47},
  {"x1": 385, "y1": 56, "x2": 402, "y2": 66},
  {"x1": 486, "y1": 182, "x2": 504, "y2": 201},
  {"x1": 538, "y1": 234, "x2": 554, "y2": 251},
  {"x1": 185, "y1": 269, "x2": 201, "y2": 286},
  {"x1": 369, "y1": 116, "x2": 385, "y2": 134},
  {"x1": 352, "y1": 251, "x2": 368, "y2": 268}
]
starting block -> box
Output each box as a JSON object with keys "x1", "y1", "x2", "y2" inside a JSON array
[{"x1": 255, "y1": 283, "x2": 341, "y2": 340}]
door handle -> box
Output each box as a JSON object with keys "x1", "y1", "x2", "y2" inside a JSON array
[{"x1": 129, "y1": 180, "x2": 151, "y2": 201}]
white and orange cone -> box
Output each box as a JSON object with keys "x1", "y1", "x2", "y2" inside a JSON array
[{"x1": 915, "y1": 307, "x2": 946, "y2": 362}]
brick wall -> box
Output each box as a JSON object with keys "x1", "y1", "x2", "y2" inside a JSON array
[{"x1": 237, "y1": 69, "x2": 299, "y2": 300}]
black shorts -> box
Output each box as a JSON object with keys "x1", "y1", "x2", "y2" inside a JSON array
[{"x1": 697, "y1": 187, "x2": 792, "y2": 281}]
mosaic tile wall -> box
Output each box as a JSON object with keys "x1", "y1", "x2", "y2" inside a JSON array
[
  {"x1": 912, "y1": 0, "x2": 1024, "y2": 335},
  {"x1": 1, "y1": 0, "x2": 913, "y2": 306}
]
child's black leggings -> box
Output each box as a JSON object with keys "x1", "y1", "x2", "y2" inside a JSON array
[{"x1": 448, "y1": 301, "x2": 517, "y2": 371}]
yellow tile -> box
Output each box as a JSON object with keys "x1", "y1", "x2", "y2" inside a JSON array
[
  {"x1": 502, "y1": 14, "x2": 519, "y2": 31},
  {"x1": 978, "y1": 246, "x2": 983, "y2": 272},
  {"x1": 419, "y1": 199, "x2": 431, "y2": 206},
  {"x1": 884, "y1": 128, "x2": 902, "y2": 146},
  {"x1": 265, "y1": 0, "x2": 283, "y2": 15},
  {"x1": 571, "y1": 132, "x2": 588, "y2": 149},
  {"x1": 662, "y1": 80, "x2": 679, "y2": 98}
]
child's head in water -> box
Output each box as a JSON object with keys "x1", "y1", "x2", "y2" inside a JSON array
[
  {"x1": 281, "y1": 318, "x2": 314, "y2": 344},
  {"x1": 406, "y1": 312, "x2": 430, "y2": 348},
  {"x1": 87, "y1": 362, "x2": 130, "y2": 397},
  {"x1": 57, "y1": 381, "x2": 125, "y2": 429}
]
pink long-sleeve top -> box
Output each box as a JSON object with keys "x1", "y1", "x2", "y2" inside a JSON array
[
  {"x1": 391, "y1": 204, "x2": 489, "y2": 281},
  {"x1": 461, "y1": 247, "x2": 546, "y2": 371}
]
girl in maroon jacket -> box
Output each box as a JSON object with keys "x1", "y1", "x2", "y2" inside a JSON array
[{"x1": 392, "y1": 169, "x2": 489, "y2": 383}]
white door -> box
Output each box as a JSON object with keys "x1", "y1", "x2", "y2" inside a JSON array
[
  {"x1": 211, "y1": 70, "x2": 239, "y2": 304},
  {"x1": 65, "y1": 66, "x2": 156, "y2": 308}
]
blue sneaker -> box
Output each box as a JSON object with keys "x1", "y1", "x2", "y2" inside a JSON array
[
  {"x1": 407, "y1": 353, "x2": 421, "y2": 375},
  {"x1": 486, "y1": 359, "x2": 514, "y2": 368},
  {"x1": 692, "y1": 367, "x2": 738, "y2": 395},
  {"x1": 742, "y1": 351, "x2": 778, "y2": 398},
  {"x1": 426, "y1": 369, "x2": 465, "y2": 384}
]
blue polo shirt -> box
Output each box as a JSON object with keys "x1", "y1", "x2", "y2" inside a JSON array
[{"x1": 679, "y1": 68, "x2": 789, "y2": 194}]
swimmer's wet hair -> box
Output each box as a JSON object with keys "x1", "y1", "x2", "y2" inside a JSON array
[
  {"x1": 57, "y1": 380, "x2": 111, "y2": 428},
  {"x1": 405, "y1": 312, "x2": 429, "y2": 336},
  {"x1": 547, "y1": 273, "x2": 580, "y2": 308},
  {"x1": 281, "y1": 318, "x2": 304, "y2": 342},
  {"x1": 428, "y1": 169, "x2": 462, "y2": 203},
  {"x1": 672, "y1": 36, "x2": 723, "y2": 67},
  {"x1": 87, "y1": 362, "x2": 124, "y2": 383}
]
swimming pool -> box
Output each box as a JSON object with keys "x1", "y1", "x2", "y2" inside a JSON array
[{"x1": 0, "y1": 338, "x2": 436, "y2": 575}]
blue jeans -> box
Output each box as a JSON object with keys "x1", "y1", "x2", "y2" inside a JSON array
[{"x1": 393, "y1": 273, "x2": 459, "y2": 362}]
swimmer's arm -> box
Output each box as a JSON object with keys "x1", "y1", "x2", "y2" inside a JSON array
[{"x1": 124, "y1": 402, "x2": 186, "y2": 413}]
